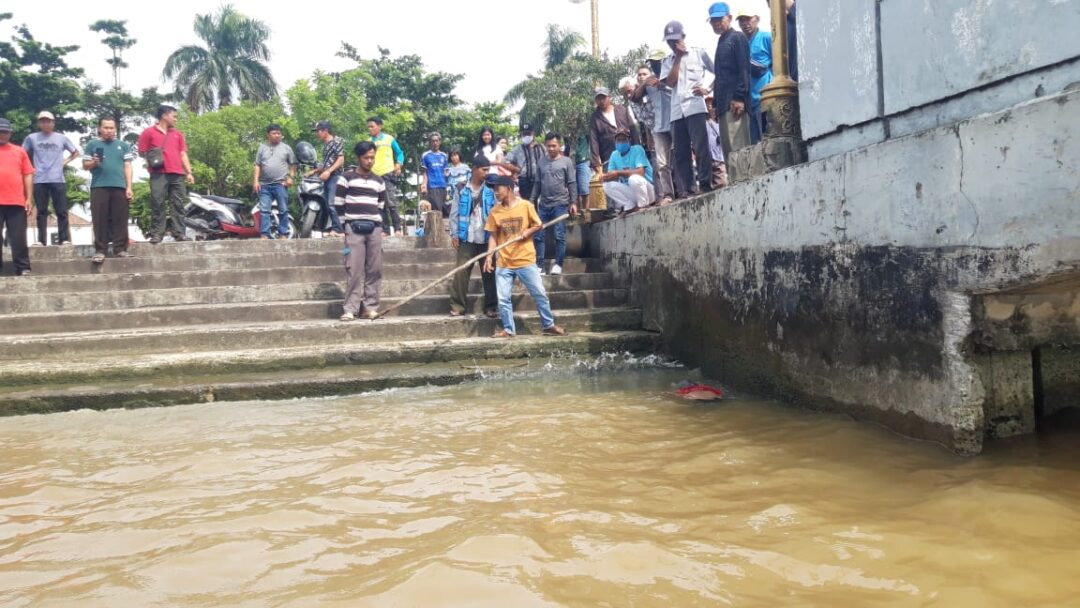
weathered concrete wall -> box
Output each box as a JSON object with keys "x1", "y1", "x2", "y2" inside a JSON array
[
  {"x1": 799, "y1": 0, "x2": 1080, "y2": 161},
  {"x1": 590, "y1": 90, "x2": 1080, "y2": 454}
]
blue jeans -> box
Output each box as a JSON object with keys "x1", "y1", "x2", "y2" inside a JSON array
[
  {"x1": 496, "y1": 265, "x2": 555, "y2": 335},
  {"x1": 534, "y1": 204, "x2": 568, "y2": 270},
  {"x1": 258, "y1": 182, "x2": 291, "y2": 237},
  {"x1": 324, "y1": 175, "x2": 344, "y2": 233}
]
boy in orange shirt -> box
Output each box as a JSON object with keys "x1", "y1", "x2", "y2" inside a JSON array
[{"x1": 483, "y1": 175, "x2": 566, "y2": 339}]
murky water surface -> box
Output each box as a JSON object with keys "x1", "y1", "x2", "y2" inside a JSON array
[{"x1": 1, "y1": 363, "x2": 1079, "y2": 607}]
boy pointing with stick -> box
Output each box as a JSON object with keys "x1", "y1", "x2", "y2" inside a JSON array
[{"x1": 483, "y1": 175, "x2": 567, "y2": 339}]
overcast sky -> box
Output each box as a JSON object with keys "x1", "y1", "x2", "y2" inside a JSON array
[{"x1": 8, "y1": 0, "x2": 772, "y2": 109}]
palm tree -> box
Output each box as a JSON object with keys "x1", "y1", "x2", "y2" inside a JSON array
[
  {"x1": 504, "y1": 24, "x2": 587, "y2": 106},
  {"x1": 162, "y1": 5, "x2": 277, "y2": 113}
]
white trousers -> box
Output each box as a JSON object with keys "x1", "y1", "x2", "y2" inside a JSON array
[{"x1": 604, "y1": 175, "x2": 655, "y2": 212}]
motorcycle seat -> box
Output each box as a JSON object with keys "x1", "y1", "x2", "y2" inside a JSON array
[{"x1": 203, "y1": 194, "x2": 245, "y2": 206}]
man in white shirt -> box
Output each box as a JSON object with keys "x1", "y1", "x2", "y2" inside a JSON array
[{"x1": 660, "y1": 20, "x2": 716, "y2": 198}]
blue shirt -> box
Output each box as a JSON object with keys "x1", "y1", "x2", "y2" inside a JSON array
[
  {"x1": 421, "y1": 149, "x2": 448, "y2": 189},
  {"x1": 23, "y1": 132, "x2": 77, "y2": 184},
  {"x1": 749, "y1": 29, "x2": 773, "y2": 106},
  {"x1": 607, "y1": 144, "x2": 653, "y2": 184}
]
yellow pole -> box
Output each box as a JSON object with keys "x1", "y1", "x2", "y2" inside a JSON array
[{"x1": 759, "y1": 0, "x2": 800, "y2": 139}]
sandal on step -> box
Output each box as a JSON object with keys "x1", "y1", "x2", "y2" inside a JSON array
[
  {"x1": 340, "y1": 312, "x2": 356, "y2": 322},
  {"x1": 491, "y1": 329, "x2": 514, "y2": 339}
]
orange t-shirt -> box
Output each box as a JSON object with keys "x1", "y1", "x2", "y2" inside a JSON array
[
  {"x1": 0, "y1": 143, "x2": 34, "y2": 205},
  {"x1": 484, "y1": 198, "x2": 541, "y2": 269}
]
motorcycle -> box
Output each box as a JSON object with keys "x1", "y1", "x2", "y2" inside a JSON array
[
  {"x1": 295, "y1": 141, "x2": 337, "y2": 238},
  {"x1": 179, "y1": 192, "x2": 289, "y2": 240}
]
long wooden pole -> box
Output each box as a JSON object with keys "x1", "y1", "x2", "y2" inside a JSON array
[{"x1": 373, "y1": 213, "x2": 571, "y2": 320}]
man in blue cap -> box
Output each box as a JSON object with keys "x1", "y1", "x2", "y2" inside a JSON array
[
  {"x1": 660, "y1": 19, "x2": 716, "y2": 198},
  {"x1": 710, "y1": 1, "x2": 752, "y2": 159}
]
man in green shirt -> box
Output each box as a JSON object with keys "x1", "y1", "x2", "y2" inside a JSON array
[{"x1": 82, "y1": 117, "x2": 135, "y2": 264}]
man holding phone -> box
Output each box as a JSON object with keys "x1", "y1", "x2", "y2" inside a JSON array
[
  {"x1": 660, "y1": 20, "x2": 716, "y2": 198},
  {"x1": 83, "y1": 117, "x2": 135, "y2": 264}
]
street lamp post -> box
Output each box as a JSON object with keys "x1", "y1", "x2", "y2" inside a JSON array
[
  {"x1": 569, "y1": 0, "x2": 600, "y2": 58},
  {"x1": 759, "y1": 0, "x2": 800, "y2": 140}
]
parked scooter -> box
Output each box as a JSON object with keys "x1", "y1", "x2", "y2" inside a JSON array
[
  {"x1": 295, "y1": 141, "x2": 337, "y2": 238},
  {"x1": 179, "y1": 192, "x2": 288, "y2": 240}
]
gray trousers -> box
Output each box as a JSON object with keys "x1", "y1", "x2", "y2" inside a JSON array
[
  {"x1": 343, "y1": 226, "x2": 383, "y2": 314},
  {"x1": 717, "y1": 110, "x2": 752, "y2": 162},
  {"x1": 651, "y1": 131, "x2": 675, "y2": 200},
  {"x1": 448, "y1": 240, "x2": 497, "y2": 314},
  {"x1": 149, "y1": 173, "x2": 188, "y2": 239}
]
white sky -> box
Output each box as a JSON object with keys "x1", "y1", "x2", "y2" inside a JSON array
[{"x1": 8, "y1": 0, "x2": 772, "y2": 108}]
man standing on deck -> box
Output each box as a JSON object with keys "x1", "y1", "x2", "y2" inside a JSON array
[
  {"x1": 660, "y1": 20, "x2": 715, "y2": 197},
  {"x1": 420, "y1": 132, "x2": 450, "y2": 217},
  {"x1": 483, "y1": 175, "x2": 566, "y2": 339},
  {"x1": 446, "y1": 155, "x2": 498, "y2": 318},
  {"x1": 710, "y1": 2, "x2": 752, "y2": 159},
  {"x1": 368, "y1": 117, "x2": 404, "y2": 236},
  {"x1": 83, "y1": 117, "x2": 135, "y2": 264},
  {"x1": 306, "y1": 120, "x2": 345, "y2": 237},
  {"x1": 23, "y1": 110, "x2": 79, "y2": 246},
  {"x1": 335, "y1": 141, "x2": 386, "y2": 321},
  {"x1": 137, "y1": 104, "x2": 194, "y2": 243},
  {"x1": 253, "y1": 123, "x2": 297, "y2": 239},
  {"x1": 534, "y1": 133, "x2": 577, "y2": 276},
  {"x1": 0, "y1": 118, "x2": 34, "y2": 276}
]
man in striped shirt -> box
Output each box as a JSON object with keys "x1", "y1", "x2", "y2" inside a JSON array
[{"x1": 334, "y1": 141, "x2": 387, "y2": 321}]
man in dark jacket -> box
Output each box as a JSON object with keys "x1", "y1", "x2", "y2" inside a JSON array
[
  {"x1": 710, "y1": 2, "x2": 752, "y2": 159},
  {"x1": 588, "y1": 87, "x2": 639, "y2": 173}
]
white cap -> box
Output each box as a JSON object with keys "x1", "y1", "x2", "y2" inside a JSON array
[{"x1": 36, "y1": 111, "x2": 55, "y2": 120}]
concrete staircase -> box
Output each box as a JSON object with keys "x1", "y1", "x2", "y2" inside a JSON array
[{"x1": 0, "y1": 238, "x2": 658, "y2": 414}]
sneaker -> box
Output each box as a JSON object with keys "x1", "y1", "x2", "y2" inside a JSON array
[
  {"x1": 542, "y1": 325, "x2": 567, "y2": 337},
  {"x1": 550, "y1": 263, "x2": 563, "y2": 276},
  {"x1": 538, "y1": 266, "x2": 547, "y2": 276},
  {"x1": 148, "y1": 236, "x2": 162, "y2": 244},
  {"x1": 18, "y1": 270, "x2": 32, "y2": 277}
]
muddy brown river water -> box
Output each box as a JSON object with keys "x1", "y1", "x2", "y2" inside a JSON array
[{"x1": 1, "y1": 363, "x2": 1078, "y2": 607}]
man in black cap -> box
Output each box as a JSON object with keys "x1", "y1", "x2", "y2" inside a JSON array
[
  {"x1": 506, "y1": 123, "x2": 544, "y2": 202},
  {"x1": 305, "y1": 120, "x2": 344, "y2": 236},
  {"x1": 0, "y1": 117, "x2": 34, "y2": 276},
  {"x1": 660, "y1": 20, "x2": 716, "y2": 197}
]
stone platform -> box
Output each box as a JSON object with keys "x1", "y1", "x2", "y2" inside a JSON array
[{"x1": 0, "y1": 237, "x2": 659, "y2": 414}]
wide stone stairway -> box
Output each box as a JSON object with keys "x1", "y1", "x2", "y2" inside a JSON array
[{"x1": 0, "y1": 238, "x2": 659, "y2": 415}]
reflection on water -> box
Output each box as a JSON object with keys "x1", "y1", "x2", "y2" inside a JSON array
[{"x1": 1, "y1": 365, "x2": 1079, "y2": 607}]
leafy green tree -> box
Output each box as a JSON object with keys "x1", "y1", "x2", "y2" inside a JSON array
[
  {"x1": 88, "y1": 19, "x2": 135, "y2": 89},
  {"x1": 510, "y1": 48, "x2": 646, "y2": 142},
  {"x1": 162, "y1": 5, "x2": 277, "y2": 113},
  {"x1": 505, "y1": 24, "x2": 588, "y2": 109},
  {"x1": 0, "y1": 13, "x2": 84, "y2": 140}
]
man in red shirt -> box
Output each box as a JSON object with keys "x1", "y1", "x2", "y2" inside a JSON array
[
  {"x1": 137, "y1": 104, "x2": 194, "y2": 243},
  {"x1": 0, "y1": 118, "x2": 35, "y2": 276}
]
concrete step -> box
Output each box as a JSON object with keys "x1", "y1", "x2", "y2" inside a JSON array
[
  {"x1": 18, "y1": 235, "x2": 425, "y2": 261},
  {"x1": 2, "y1": 289, "x2": 629, "y2": 334},
  {"x1": 0, "y1": 258, "x2": 604, "y2": 295},
  {"x1": 0, "y1": 307, "x2": 642, "y2": 361},
  {"x1": 0, "y1": 273, "x2": 617, "y2": 317},
  {"x1": 11, "y1": 247, "x2": 461, "y2": 277},
  {"x1": 0, "y1": 331, "x2": 663, "y2": 414}
]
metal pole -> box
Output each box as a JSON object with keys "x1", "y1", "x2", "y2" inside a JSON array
[
  {"x1": 759, "y1": 0, "x2": 800, "y2": 140},
  {"x1": 591, "y1": 0, "x2": 600, "y2": 58}
]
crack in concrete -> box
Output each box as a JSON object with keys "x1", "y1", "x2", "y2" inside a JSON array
[{"x1": 955, "y1": 125, "x2": 981, "y2": 243}]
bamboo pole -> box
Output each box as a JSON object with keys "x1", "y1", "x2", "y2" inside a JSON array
[{"x1": 373, "y1": 213, "x2": 571, "y2": 320}]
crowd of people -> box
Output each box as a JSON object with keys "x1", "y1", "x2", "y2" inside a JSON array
[{"x1": 1, "y1": 0, "x2": 794, "y2": 340}]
